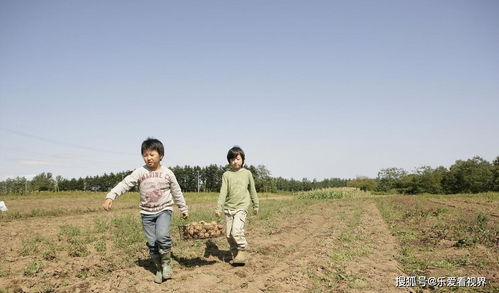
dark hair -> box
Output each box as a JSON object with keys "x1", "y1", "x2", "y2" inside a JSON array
[
  {"x1": 227, "y1": 146, "x2": 245, "y2": 165},
  {"x1": 141, "y1": 138, "x2": 164, "y2": 156}
]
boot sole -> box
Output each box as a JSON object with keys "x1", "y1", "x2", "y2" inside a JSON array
[{"x1": 231, "y1": 260, "x2": 246, "y2": 265}]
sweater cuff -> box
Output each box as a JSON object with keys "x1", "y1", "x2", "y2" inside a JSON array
[{"x1": 105, "y1": 193, "x2": 116, "y2": 200}]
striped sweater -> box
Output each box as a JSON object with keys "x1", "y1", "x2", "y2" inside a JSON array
[{"x1": 105, "y1": 166, "x2": 188, "y2": 215}]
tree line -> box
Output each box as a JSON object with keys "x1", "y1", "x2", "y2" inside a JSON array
[
  {"x1": 0, "y1": 164, "x2": 347, "y2": 195},
  {"x1": 348, "y1": 156, "x2": 499, "y2": 194},
  {"x1": 1, "y1": 155, "x2": 497, "y2": 195}
]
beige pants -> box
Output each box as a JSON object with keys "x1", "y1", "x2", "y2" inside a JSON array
[{"x1": 224, "y1": 209, "x2": 247, "y2": 250}]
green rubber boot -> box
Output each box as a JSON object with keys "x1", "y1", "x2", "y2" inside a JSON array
[
  {"x1": 151, "y1": 254, "x2": 163, "y2": 284},
  {"x1": 161, "y1": 251, "x2": 173, "y2": 280}
]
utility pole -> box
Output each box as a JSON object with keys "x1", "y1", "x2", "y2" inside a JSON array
[{"x1": 197, "y1": 171, "x2": 200, "y2": 193}]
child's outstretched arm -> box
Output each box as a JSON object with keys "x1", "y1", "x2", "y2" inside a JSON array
[
  {"x1": 102, "y1": 169, "x2": 140, "y2": 211},
  {"x1": 215, "y1": 173, "x2": 228, "y2": 217}
]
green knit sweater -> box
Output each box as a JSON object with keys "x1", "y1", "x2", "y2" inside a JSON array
[{"x1": 216, "y1": 168, "x2": 259, "y2": 212}]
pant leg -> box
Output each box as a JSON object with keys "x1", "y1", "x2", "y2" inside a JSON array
[
  {"x1": 231, "y1": 210, "x2": 248, "y2": 249},
  {"x1": 141, "y1": 213, "x2": 159, "y2": 255},
  {"x1": 224, "y1": 210, "x2": 237, "y2": 250},
  {"x1": 155, "y1": 210, "x2": 172, "y2": 253}
]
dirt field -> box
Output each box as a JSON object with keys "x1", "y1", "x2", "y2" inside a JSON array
[{"x1": 0, "y1": 192, "x2": 497, "y2": 292}]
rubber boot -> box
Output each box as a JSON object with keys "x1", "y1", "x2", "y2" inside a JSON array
[
  {"x1": 151, "y1": 254, "x2": 163, "y2": 284},
  {"x1": 232, "y1": 249, "x2": 247, "y2": 265},
  {"x1": 160, "y1": 251, "x2": 173, "y2": 280}
]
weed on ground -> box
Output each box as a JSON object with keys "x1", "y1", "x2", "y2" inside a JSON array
[{"x1": 377, "y1": 193, "x2": 498, "y2": 291}]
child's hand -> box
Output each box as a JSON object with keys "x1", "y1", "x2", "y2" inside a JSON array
[
  {"x1": 253, "y1": 208, "x2": 259, "y2": 216},
  {"x1": 215, "y1": 211, "x2": 221, "y2": 217},
  {"x1": 102, "y1": 198, "x2": 113, "y2": 211},
  {"x1": 182, "y1": 212, "x2": 189, "y2": 219}
]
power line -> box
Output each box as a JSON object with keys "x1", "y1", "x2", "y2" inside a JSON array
[{"x1": 0, "y1": 127, "x2": 135, "y2": 156}]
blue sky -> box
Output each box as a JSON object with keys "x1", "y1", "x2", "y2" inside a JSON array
[{"x1": 1, "y1": 0, "x2": 498, "y2": 181}]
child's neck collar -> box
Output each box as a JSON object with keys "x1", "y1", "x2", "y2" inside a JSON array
[{"x1": 147, "y1": 165, "x2": 162, "y2": 171}]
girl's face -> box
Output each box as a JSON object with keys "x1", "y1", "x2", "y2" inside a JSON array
[
  {"x1": 230, "y1": 154, "x2": 243, "y2": 171},
  {"x1": 142, "y1": 149, "x2": 163, "y2": 171}
]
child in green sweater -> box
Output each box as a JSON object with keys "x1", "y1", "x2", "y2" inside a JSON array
[{"x1": 215, "y1": 146, "x2": 259, "y2": 265}]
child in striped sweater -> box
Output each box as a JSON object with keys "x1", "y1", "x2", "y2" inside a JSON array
[{"x1": 102, "y1": 138, "x2": 188, "y2": 283}]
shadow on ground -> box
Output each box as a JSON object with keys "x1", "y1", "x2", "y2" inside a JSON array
[
  {"x1": 136, "y1": 258, "x2": 155, "y2": 274},
  {"x1": 203, "y1": 240, "x2": 233, "y2": 263},
  {"x1": 136, "y1": 240, "x2": 233, "y2": 271},
  {"x1": 172, "y1": 252, "x2": 217, "y2": 267}
]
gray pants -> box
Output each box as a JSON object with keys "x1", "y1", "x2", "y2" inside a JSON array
[
  {"x1": 141, "y1": 209, "x2": 172, "y2": 255},
  {"x1": 224, "y1": 209, "x2": 248, "y2": 250}
]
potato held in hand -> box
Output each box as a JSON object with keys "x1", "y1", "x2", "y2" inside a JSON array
[{"x1": 182, "y1": 220, "x2": 224, "y2": 239}]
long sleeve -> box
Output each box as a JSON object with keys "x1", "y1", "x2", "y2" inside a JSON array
[
  {"x1": 248, "y1": 172, "x2": 259, "y2": 209},
  {"x1": 106, "y1": 169, "x2": 140, "y2": 200},
  {"x1": 168, "y1": 171, "x2": 188, "y2": 213},
  {"x1": 216, "y1": 173, "x2": 228, "y2": 212}
]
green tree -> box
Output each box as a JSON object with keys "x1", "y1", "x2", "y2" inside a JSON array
[
  {"x1": 31, "y1": 172, "x2": 55, "y2": 191},
  {"x1": 202, "y1": 164, "x2": 225, "y2": 192},
  {"x1": 403, "y1": 166, "x2": 446, "y2": 194},
  {"x1": 376, "y1": 168, "x2": 407, "y2": 192},
  {"x1": 398, "y1": 173, "x2": 420, "y2": 194},
  {"x1": 347, "y1": 177, "x2": 378, "y2": 191},
  {"x1": 443, "y1": 156, "x2": 493, "y2": 193},
  {"x1": 254, "y1": 165, "x2": 275, "y2": 192},
  {"x1": 0, "y1": 177, "x2": 29, "y2": 194},
  {"x1": 493, "y1": 156, "x2": 499, "y2": 191}
]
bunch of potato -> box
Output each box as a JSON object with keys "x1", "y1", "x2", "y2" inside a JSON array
[{"x1": 182, "y1": 221, "x2": 224, "y2": 239}]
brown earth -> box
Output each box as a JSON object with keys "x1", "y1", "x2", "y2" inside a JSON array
[{"x1": 1, "y1": 198, "x2": 412, "y2": 292}]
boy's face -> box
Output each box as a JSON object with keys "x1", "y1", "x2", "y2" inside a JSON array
[
  {"x1": 142, "y1": 149, "x2": 163, "y2": 171},
  {"x1": 229, "y1": 154, "x2": 243, "y2": 171}
]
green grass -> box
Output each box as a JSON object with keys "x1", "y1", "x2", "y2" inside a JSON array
[
  {"x1": 0, "y1": 192, "x2": 222, "y2": 222},
  {"x1": 93, "y1": 240, "x2": 107, "y2": 253},
  {"x1": 23, "y1": 260, "x2": 42, "y2": 276},
  {"x1": 42, "y1": 244, "x2": 57, "y2": 261},
  {"x1": 1, "y1": 191, "x2": 112, "y2": 201},
  {"x1": 0, "y1": 206, "x2": 116, "y2": 222}
]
